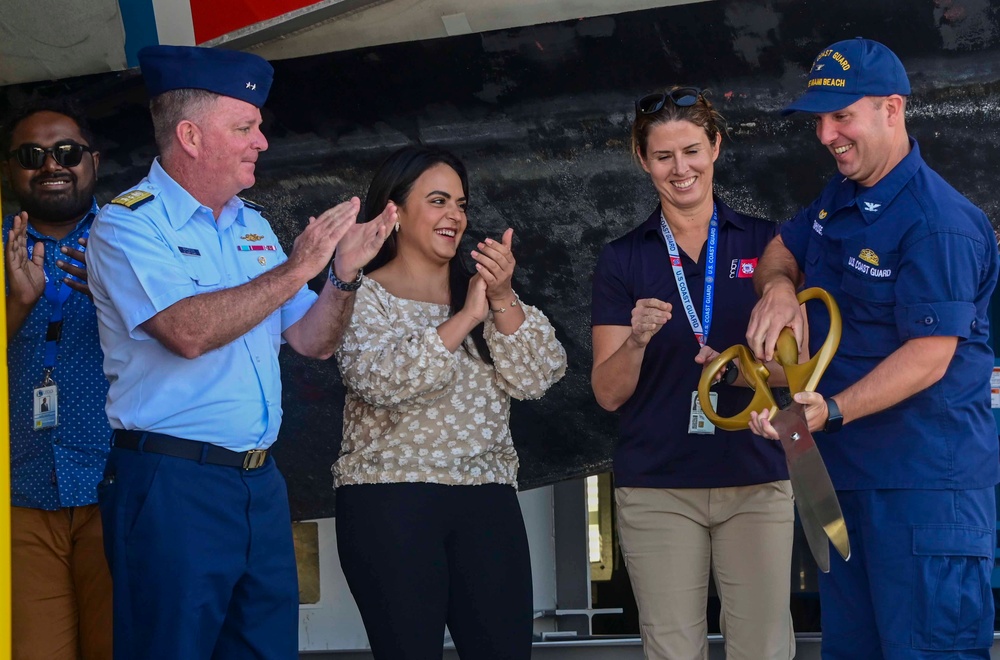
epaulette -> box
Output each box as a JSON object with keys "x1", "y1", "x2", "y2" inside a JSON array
[
  {"x1": 240, "y1": 196, "x2": 265, "y2": 212},
  {"x1": 110, "y1": 190, "x2": 155, "y2": 210}
]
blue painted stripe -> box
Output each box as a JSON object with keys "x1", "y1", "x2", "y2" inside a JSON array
[{"x1": 118, "y1": 0, "x2": 160, "y2": 67}]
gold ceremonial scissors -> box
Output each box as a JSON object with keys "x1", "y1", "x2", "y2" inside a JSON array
[
  {"x1": 697, "y1": 287, "x2": 849, "y2": 571},
  {"x1": 698, "y1": 287, "x2": 841, "y2": 429}
]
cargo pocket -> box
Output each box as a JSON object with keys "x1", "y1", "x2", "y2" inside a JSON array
[{"x1": 911, "y1": 524, "x2": 994, "y2": 650}]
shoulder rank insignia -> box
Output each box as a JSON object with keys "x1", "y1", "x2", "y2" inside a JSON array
[
  {"x1": 110, "y1": 190, "x2": 155, "y2": 210},
  {"x1": 241, "y1": 233, "x2": 265, "y2": 242},
  {"x1": 239, "y1": 196, "x2": 265, "y2": 212}
]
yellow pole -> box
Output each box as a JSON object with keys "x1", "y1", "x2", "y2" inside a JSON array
[{"x1": 0, "y1": 188, "x2": 11, "y2": 659}]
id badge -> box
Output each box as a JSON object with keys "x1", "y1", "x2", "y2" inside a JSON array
[
  {"x1": 688, "y1": 390, "x2": 717, "y2": 435},
  {"x1": 33, "y1": 383, "x2": 58, "y2": 430}
]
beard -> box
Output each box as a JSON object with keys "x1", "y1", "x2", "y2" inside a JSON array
[{"x1": 18, "y1": 179, "x2": 94, "y2": 225}]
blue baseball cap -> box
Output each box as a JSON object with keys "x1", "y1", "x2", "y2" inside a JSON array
[
  {"x1": 782, "y1": 37, "x2": 910, "y2": 116},
  {"x1": 138, "y1": 45, "x2": 273, "y2": 108}
]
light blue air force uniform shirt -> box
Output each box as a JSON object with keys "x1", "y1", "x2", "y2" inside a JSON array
[{"x1": 88, "y1": 159, "x2": 316, "y2": 451}]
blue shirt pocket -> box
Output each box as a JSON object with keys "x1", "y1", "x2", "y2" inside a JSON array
[
  {"x1": 182, "y1": 262, "x2": 222, "y2": 292},
  {"x1": 911, "y1": 524, "x2": 994, "y2": 651},
  {"x1": 839, "y1": 238, "x2": 898, "y2": 325}
]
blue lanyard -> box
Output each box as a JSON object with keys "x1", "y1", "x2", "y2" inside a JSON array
[
  {"x1": 32, "y1": 228, "x2": 89, "y2": 373},
  {"x1": 659, "y1": 205, "x2": 718, "y2": 347}
]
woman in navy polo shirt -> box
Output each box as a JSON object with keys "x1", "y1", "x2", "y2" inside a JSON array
[{"x1": 590, "y1": 87, "x2": 794, "y2": 660}]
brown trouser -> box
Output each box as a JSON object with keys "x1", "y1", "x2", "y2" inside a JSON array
[
  {"x1": 12, "y1": 504, "x2": 113, "y2": 660},
  {"x1": 616, "y1": 482, "x2": 796, "y2": 660}
]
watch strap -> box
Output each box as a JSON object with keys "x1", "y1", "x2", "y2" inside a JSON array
[{"x1": 824, "y1": 397, "x2": 843, "y2": 433}]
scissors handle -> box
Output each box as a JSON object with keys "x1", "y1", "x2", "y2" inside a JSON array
[
  {"x1": 697, "y1": 345, "x2": 777, "y2": 431},
  {"x1": 776, "y1": 287, "x2": 841, "y2": 393},
  {"x1": 696, "y1": 287, "x2": 841, "y2": 430}
]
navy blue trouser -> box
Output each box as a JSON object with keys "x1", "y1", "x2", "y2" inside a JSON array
[
  {"x1": 819, "y1": 487, "x2": 995, "y2": 660},
  {"x1": 336, "y1": 482, "x2": 533, "y2": 660},
  {"x1": 98, "y1": 447, "x2": 299, "y2": 660}
]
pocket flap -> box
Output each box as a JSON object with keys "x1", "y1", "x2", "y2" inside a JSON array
[
  {"x1": 183, "y1": 264, "x2": 221, "y2": 287},
  {"x1": 912, "y1": 524, "x2": 994, "y2": 558}
]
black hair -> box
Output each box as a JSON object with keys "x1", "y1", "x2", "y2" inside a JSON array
[
  {"x1": 1, "y1": 97, "x2": 96, "y2": 154},
  {"x1": 363, "y1": 145, "x2": 492, "y2": 365}
]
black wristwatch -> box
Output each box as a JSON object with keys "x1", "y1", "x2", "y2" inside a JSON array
[
  {"x1": 721, "y1": 360, "x2": 739, "y2": 386},
  {"x1": 824, "y1": 397, "x2": 843, "y2": 433}
]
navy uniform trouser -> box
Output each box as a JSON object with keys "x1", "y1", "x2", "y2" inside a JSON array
[
  {"x1": 336, "y1": 482, "x2": 533, "y2": 660},
  {"x1": 820, "y1": 487, "x2": 995, "y2": 660},
  {"x1": 98, "y1": 447, "x2": 299, "y2": 660}
]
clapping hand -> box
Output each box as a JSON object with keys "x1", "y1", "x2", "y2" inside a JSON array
[
  {"x1": 287, "y1": 198, "x2": 396, "y2": 284},
  {"x1": 57, "y1": 236, "x2": 90, "y2": 297},
  {"x1": 6, "y1": 212, "x2": 45, "y2": 306},
  {"x1": 334, "y1": 201, "x2": 398, "y2": 282},
  {"x1": 471, "y1": 227, "x2": 516, "y2": 309},
  {"x1": 462, "y1": 273, "x2": 490, "y2": 324}
]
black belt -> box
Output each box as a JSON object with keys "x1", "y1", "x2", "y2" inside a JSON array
[{"x1": 112, "y1": 430, "x2": 270, "y2": 470}]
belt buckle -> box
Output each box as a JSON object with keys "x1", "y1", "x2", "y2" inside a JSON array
[{"x1": 242, "y1": 449, "x2": 267, "y2": 470}]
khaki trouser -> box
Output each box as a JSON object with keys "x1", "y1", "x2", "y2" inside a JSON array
[
  {"x1": 616, "y1": 482, "x2": 795, "y2": 660},
  {"x1": 12, "y1": 505, "x2": 113, "y2": 660}
]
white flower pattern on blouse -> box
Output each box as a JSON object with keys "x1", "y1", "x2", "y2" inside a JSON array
[{"x1": 333, "y1": 277, "x2": 567, "y2": 488}]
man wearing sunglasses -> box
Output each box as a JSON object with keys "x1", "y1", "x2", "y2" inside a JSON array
[
  {"x1": 748, "y1": 38, "x2": 998, "y2": 659},
  {"x1": 1, "y1": 99, "x2": 112, "y2": 660},
  {"x1": 86, "y1": 45, "x2": 396, "y2": 659}
]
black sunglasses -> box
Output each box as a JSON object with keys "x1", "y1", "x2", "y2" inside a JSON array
[
  {"x1": 635, "y1": 87, "x2": 703, "y2": 115},
  {"x1": 6, "y1": 141, "x2": 94, "y2": 170}
]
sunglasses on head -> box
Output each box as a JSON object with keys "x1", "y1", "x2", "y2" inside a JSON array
[
  {"x1": 6, "y1": 141, "x2": 94, "y2": 170},
  {"x1": 635, "y1": 87, "x2": 703, "y2": 115}
]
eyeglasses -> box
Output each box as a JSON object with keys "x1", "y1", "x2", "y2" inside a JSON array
[
  {"x1": 6, "y1": 141, "x2": 94, "y2": 170},
  {"x1": 635, "y1": 87, "x2": 703, "y2": 115}
]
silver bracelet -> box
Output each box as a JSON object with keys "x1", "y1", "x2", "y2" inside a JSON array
[{"x1": 328, "y1": 261, "x2": 363, "y2": 291}]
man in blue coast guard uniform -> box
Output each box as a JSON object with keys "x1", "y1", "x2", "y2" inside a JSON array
[
  {"x1": 87, "y1": 46, "x2": 397, "y2": 659},
  {"x1": 748, "y1": 38, "x2": 999, "y2": 658},
  {"x1": 2, "y1": 99, "x2": 113, "y2": 659}
]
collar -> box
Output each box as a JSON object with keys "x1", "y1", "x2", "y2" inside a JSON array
[
  {"x1": 853, "y1": 137, "x2": 922, "y2": 224},
  {"x1": 824, "y1": 137, "x2": 923, "y2": 225},
  {"x1": 641, "y1": 196, "x2": 746, "y2": 241},
  {"x1": 147, "y1": 158, "x2": 247, "y2": 230},
  {"x1": 12, "y1": 197, "x2": 99, "y2": 242}
]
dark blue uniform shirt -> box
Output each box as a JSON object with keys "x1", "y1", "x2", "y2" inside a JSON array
[
  {"x1": 592, "y1": 198, "x2": 788, "y2": 488},
  {"x1": 781, "y1": 139, "x2": 999, "y2": 490},
  {"x1": 4, "y1": 203, "x2": 112, "y2": 510}
]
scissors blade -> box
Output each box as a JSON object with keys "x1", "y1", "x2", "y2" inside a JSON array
[
  {"x1": 792, "y1": 473, "x2": 831, "y2": 573},
  {"x1": 770, "y1": 404, "x2": 851, "y2": 569}
]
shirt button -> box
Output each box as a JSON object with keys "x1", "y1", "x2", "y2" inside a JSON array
[
  {"x1": 923, "y1": 316, "x2": 934, "y2": 325},
  {"x1": 54, "y1": 437, "x2": 62, "y2": 445}
]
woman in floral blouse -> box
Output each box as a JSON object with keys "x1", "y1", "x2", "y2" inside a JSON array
[{"x1": 333, "y1": 145, "x2": 567, "y2": 660}]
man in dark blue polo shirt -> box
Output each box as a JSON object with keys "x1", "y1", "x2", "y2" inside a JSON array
[{"x1": 749, "y1": 38, "x2": 999, "y2": 658}]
